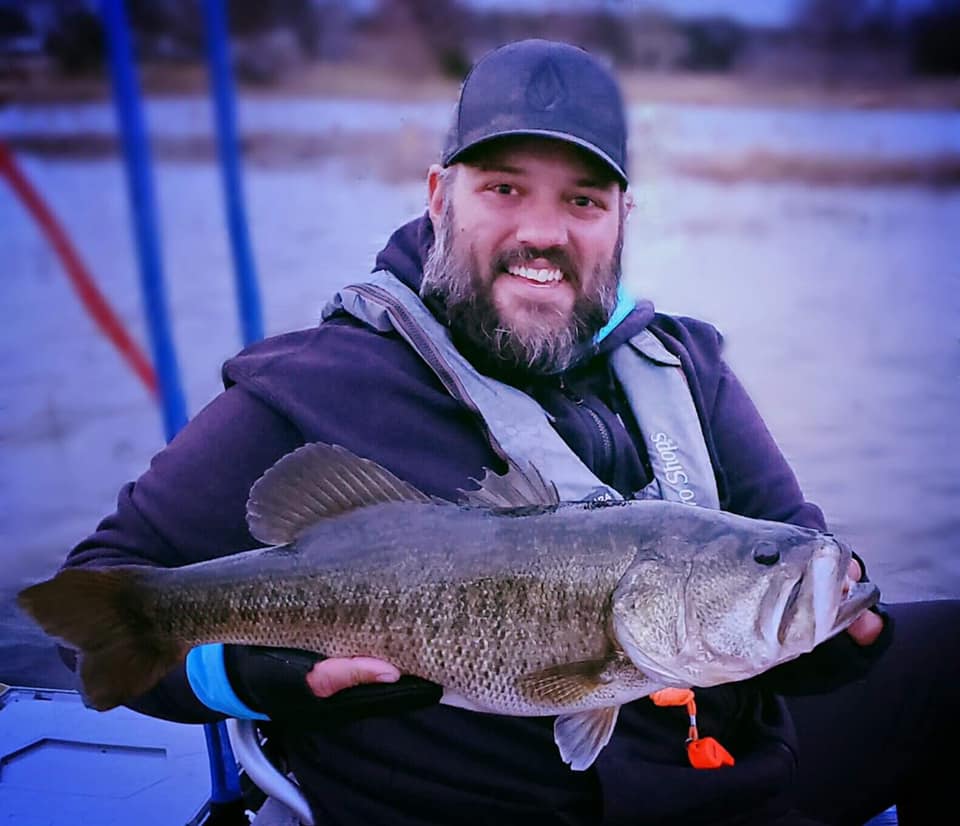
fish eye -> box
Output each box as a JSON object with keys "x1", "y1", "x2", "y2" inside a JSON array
[{"x1": 752, "y1": 544, "x2": 780, "y2": 566}]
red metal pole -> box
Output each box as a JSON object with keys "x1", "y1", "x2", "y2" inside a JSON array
[{"x1": 0, "y1": 140, "x2": 158, "y2": 398}]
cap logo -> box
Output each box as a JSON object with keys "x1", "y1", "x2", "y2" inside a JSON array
[{"x1": 526, "y1": 59, "x2": 567, "y2": 111}]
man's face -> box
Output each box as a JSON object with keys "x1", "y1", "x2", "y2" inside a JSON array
[{"x1": 421, "y1": 137, "x2": 626, "y2": 375}]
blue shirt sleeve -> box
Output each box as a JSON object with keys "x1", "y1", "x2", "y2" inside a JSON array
[{"x1": 186, "y1": 644, "x2": 269, "y2": 720}]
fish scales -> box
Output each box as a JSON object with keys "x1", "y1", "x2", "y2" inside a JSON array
[{"x1": 137, "y1": 501, "x2": 641, "y2": 712}]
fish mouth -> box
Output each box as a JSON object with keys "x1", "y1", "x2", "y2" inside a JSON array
[
  {"x1": 776, "y1": 575, "x2": 804, "y2": 645},
  {"x1": 777, "y1": 543, "x2": 881, "y2": 648},
  {"x1": 813, "y1": 544, "x2": 880, "y2": 642},
  {"x1": 825, "y1": 542, "x2": 881, "y2": 638}
]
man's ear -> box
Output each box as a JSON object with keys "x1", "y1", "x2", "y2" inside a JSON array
[{"x1": 427, "y1": 164, "x2": 446, "y2": 226}]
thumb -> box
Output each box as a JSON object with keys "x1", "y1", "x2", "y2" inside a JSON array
[
  {"x1": 306, "y1": 656, "x2": 401, "y2": 698},
  {"x1": 846, "y1": 610, "x2": 884, "y2": 646}
]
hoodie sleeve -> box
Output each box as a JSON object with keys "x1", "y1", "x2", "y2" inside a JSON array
[
  {"x1": 662, "y1": 317, "x2": 889, "y2": 690},
  {"x1": 61, "y1": 383, "x2": 304, "y2": 722},
  {"x1": 653, "y1": 315, "x2": 825, "y2": 530},
  {"x1": 690, "y1": 326, "x2": 875, "y2": 578},
  {"x1": 709, "y1": 359, "x2": 827, "y2": 529}
]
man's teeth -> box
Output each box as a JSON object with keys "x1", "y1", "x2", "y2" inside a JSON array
[{"x1": 508, "y1": 266, "x2": 563, "y2": 284}]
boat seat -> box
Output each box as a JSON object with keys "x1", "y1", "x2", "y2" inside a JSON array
[{"x1": 227, "y1": 718, "x2": 314, "y2": 826}]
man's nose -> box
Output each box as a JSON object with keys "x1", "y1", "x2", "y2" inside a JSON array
[{"x1": 515, "y1": 201, "x2": 569, "y2": 249}]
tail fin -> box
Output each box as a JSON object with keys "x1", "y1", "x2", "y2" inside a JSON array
[{"x1": 17, "y1": 567, "x2": 187, "y2": 711}]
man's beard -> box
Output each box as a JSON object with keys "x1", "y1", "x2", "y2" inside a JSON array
[{"x1": 420, "y1": 203, "x2": 623, "y2": 378}]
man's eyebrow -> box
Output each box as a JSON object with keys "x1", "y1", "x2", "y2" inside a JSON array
[
  {"x1": 471, "y1": 161, "x2": 525, "y2": 174},
  {"x1": 574, "y1": 177, "x2": 615, "y2": 189},
  {"x1": 469, "y1": 162, "x2": 614, "y2": 189}
]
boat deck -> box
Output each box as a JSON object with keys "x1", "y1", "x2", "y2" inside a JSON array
[{"x1": 0, "y1": 685, "x2": 210, "y2": 825}]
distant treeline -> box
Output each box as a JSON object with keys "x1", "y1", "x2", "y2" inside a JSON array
[{"x1": 3, "y1": 0, "x2": 959, "y2": 80}]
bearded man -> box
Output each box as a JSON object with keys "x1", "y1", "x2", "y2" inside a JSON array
[{"x1": 59, "y1": 39, "x2": 957, "y2": 826}]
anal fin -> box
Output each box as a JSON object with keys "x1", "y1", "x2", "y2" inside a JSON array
[{"x1": 555, "y1": 706, "x2": 621, "y2": 771}]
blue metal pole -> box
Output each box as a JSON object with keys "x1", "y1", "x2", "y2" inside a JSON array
[
  {"x1": 203, "y1": 721, "x2": 244, "y2": 803},
  {"x1": 202, "y1": 0, "x2": 264, "y2": 346},
  {"x1": 199, "y1": 2, "x2": 263, "y2": 812},
  {"x1": 101, "y1": 1, "x2": 244, "y2": 818},
  {"x1": 100, "y1": 0, "x2": 187, "y2": 441}
]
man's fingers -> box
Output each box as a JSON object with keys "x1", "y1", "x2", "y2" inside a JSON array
[
  {"x1": 846, "y1": 610, "x2": 884, "y2": 646},
  {"x1": 847, "y1": 558, "x2": 862, "y2": 582},
  {"x1": 306, "y1": 656, "x2": 401, "y2": 698}
]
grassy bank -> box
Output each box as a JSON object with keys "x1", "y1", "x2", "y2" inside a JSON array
[{"x1": 3, "y1": 58, "x2": 960, "y2": 110}]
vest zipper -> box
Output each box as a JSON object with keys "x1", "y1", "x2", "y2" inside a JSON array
[
  {"x1": 560, "y1": 379, "x2": 615, "y2": 478},
  {"x1": 582, "y1": 404, "x2": 614, "y2": 478}
]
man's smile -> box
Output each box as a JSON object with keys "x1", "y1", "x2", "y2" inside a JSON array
[{"x1": 504, "y1": 264, "x2": 565, "y2": 285}]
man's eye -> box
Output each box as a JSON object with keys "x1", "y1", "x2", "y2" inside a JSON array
[
  {"x1": 571, "y1": 195, "x2": 598, "y2": 208},
  {"x1": 490, "y1": 183, "x2": 515, "y2": 195}
]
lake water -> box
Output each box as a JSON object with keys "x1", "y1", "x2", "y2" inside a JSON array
[
  {"x1": 2, "y1": 97, "x2": 959, "y2": 159},
  {"x1": 1, "y1": 98, "x2": 958, "y2": 688}
]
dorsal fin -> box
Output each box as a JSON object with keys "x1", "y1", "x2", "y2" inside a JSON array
[
  {"x1": 457, "y1": 461, "x2": 560, "y2": 509},
  {"x1": 247, "y1": 442, "x2": 431, "y2": 546}
]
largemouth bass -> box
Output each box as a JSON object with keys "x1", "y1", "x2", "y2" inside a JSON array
[{"x1": 18, "y1": 442, "x2": 879, "y2": 770}]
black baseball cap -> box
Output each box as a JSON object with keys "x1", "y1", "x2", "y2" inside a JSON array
[{"x1": 442, "y1": 39, "x2": 629, "y2": 186}]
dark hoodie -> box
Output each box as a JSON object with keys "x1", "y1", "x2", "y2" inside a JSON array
[{"x1": 63, "y1": 215, "x2": 882, "y2": 825}]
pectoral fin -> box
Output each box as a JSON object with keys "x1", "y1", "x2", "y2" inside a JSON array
[
  {"x1": 555, "y1": 706, "x2": 621, "y2": 771},
  {"x1": 517, "y1": 659, "x2": 612, "y2": 705}
]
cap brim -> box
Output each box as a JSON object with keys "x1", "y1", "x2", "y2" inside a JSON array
[{"x1": 444, "y1": 129, "x2": 628, "y2": 186}]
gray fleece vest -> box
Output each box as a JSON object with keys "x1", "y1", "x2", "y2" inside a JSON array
[{"x1": 323, "y1": 271, "x2": 719, "y2": 509}]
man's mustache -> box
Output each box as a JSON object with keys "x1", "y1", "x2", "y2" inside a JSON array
[{"x1": 491, "y1": 246, "x2": 579, "y2": 286}]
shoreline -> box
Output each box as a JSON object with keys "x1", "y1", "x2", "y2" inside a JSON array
[
  {"x1": 2, "y1": 60, "x2": 960, "y2": 110},
  {"x1": 4, "y1": 132, "x2": 958, "y2": 188}
]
